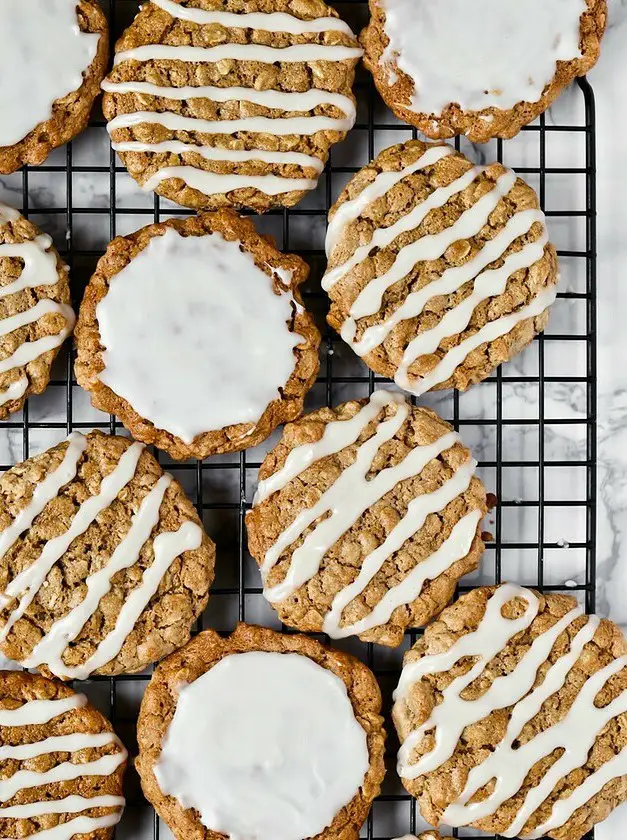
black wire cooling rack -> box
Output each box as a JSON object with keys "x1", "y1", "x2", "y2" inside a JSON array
[{"x1": 0, "y1": 0, "x2": 598, "y2": 838}]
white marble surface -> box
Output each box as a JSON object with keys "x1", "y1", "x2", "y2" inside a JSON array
[{"x1": 0, "y1": 0, "x2": 622, "y2": 837}]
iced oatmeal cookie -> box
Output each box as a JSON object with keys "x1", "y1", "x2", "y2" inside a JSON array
[
  {"x1": 394, "y1": 583, "x2": 627, "y2": 840},
  {"x1": 0, "y1": 0, "x2": 108, "y2": 173},
  {"x1": 0, "y1": 670, "x2": 126, "y2": 839},
  {"x1": 75, "y1": 209, "x2": 320, "y2": 460},
  {"x1": 0, "y1": 202, "x2": 75, "y2": 419},
  {"x1": 136, "y1": 622, "x2": 386, "y2": 840},
  {"x1": 102, "y1": 0, "x2": 362, "y2": 212},
  {"x1": 361, "y1": 0, "x2": 606, "y2": 142},
  {"x1": 0, "y1": 431, "x2": 215, "y2": 680},
  {"x1": 246, "y1": 390, "x2": 487, "y2": 647},
  {"x1": 323, "y1": 140, "x2": 559, "y2": 395}
]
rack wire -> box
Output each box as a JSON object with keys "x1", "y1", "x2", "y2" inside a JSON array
[{"x1": 0, "y1": 0, "x2": 597, "y2": 838}]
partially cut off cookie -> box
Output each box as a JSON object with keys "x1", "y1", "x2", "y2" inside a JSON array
[
  {"x1": 394, "y1": 584, "x2": 627, "y2": 840},
  {"x1": 0, "y1": 0, "x2": 109, "y2": 173},
  {"x1": 246, "y1": 390, "x2": 487, "y2": 647},
  {"x1": 136, "y1": 623, "x2": 386, "y2": 840},
  {"x1": 361, "y1": 0, "x2": 606, "y2": 142},
  {"x1": 0, "y1": 431, "x2": 215, "y2": 680},
  {"x1": 0, "y1": 202, "x2": 75, "y2": 419},
  {"x1": 323, "y1": 140, "x2": 559, "y2": 396},
  {"x1": 0, "y1": 670, "x2": 126, "y2": 839},
  {"x1": 75, "y1": 210, "x2": 320, "y2": 460},
  {"x1": 103, "y1": 0, "x2": 362, "y2": 213}
]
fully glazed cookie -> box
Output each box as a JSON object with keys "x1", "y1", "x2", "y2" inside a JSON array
[
  {"x1": 75, "y1": 210, "x2": 320, "y2": 460},
  {"x1": 323, "y1": 141, "x2": 559, "y2": 395},
  {"x1": 0, "y1": 203, "x2": 75, "y2": 419},
  {"x1": 0, "y1": 670, "x2": 126, "y2": 839},
  {"x1": 0, "y1": 431, "x2": 215, "y2": 680},
  {"x1": 246, "y1": 390, "x2": 487, "y2": 647},
  {"x1": 0, "y1": 0, "x2": 108, "y2": 173},
  {"x1": 393, "y1": 584, "x2": 627, "y2": 840},
  {"x1": 136, "y1": 623, "x2": 386, "y2": 840},
  {"x1": 102, "y1": 0, "x2": 362, "y2": 212},
  {"x1": 361, "y1": 0, "x2": 606, "y2": 142}
]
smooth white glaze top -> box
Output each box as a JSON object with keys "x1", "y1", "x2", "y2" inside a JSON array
[
  {"x1": 154, "y1": 651, "x2": 369, "y2": 840},
  {"x1": 0, "y1": 0, "x2": 100, "y2": 147},
  {"x1": 380, "y1": 0, "x2": 587, "y2": 115},
  {"x1": 96, "y1": 228, "x2": 303, "y2": 443}
]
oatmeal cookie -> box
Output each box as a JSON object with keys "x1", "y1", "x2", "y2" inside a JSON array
[
  {"x1": 323, "y1": 140, "x2": 559, "y2": 395},
  {"x1": 361, "y1": 0, "x2": 606, "y2": 142},
  {"x1": 0, "y1": 203, "x2": 75, "y2": 419},
  {"x1": 246, "y1": 390, "x2": 487, "y2": 647},
  {"x1": 75, "y1": 209, "x2": 320, "y2": 460},
  {"x1": 136, "y1": 622, "x2": 386, "y2": 840},
  {"x1": 0, "y1": 0, "x2": 108, "y2": 173},
  {"x1": 393, "y1": 584, "x2": 627, "y2": 840},
  {"x1": 0, "y1": 430, "x2": 215, "y2": 680},
  {"x1": 102, "y1": 0, "x2": 362, "y2": 213},
  {"x1": 0, "y1": 670, "x2": 126, "y2": 839}
]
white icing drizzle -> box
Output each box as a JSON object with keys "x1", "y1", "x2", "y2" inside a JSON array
[
  {"x1": 0, "y1": 0, "x2": 100, "y2": 147},
  {"x1": 324, "y1": 144, "x2": 454, "y2": 259},
  {"x1": 323, "y1": 154, "x2": 556, "y2": 396},
  {"x1": 0, "y1": 694, "x2": 86, "y2": 727},
  {"x1": 0, "y1": 731, "x2": 116, "y2": 762},
  {"x1": 0, "y1": 794, "x2": 124, "y2": 819},
  {"x1": 378, "y1": 0, "x2": 587, "y2": 116},
  {"x1": 114, "y1": 42, "x2": 362, "y2": 66},
  {"x1": 154, "y1": 651, "x2": 369, "y2": 840},
  {"x1": 0, "y1": 203, "x2": 20, "y2": 224},
  {"x1": 0, "y1": 812, "x2": 121, "y2": 840},
  {"x1": 150, "y1": 0, "x2": 355, "y2": 35},
  {"x1": 255, "y1": 390, "x2": 481, "y2": 637},
  {"x1": 395, "y1": 583, "x2": 627, "y2": 838},
  {"x1": 141, "y1": 166, "x2": 317, "y2": 196},
  {"x1": 96, "y1": 227, "x2": 303, "y2": 443},
  {"x1": 0, "y1": 230, "x2": 74, "y2": 404},
  {"x1": 0, "y1": 432, "x2": 202, "y2": 677}
]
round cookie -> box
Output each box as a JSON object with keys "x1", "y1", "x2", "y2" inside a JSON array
[
  {"x1": 102, "y1": 0, "x2": 362, "y2": 213},
  {"x1": 0, "y1": 0, "x2": 108, "y2": 173},
  {"x1": 393, "y1": 584, "x2": 627, "y2": 840},
  {"x1": 75, "y1": 210, "x2": 320, "y2": 460},
  {"x1": 136, "y1": 622, "x2": 386, "y2": 840},
  {"x1": 0, "y1": 670, "x2": 126, "y2": 839},
  {"x1": 0, "y1": 202, "x2": 75, "y2": 419},
  {"x1": 0, "y1": 430, "x2": 215, "y2": 680},
  {"x1": 361, "y1": 0, "x2": 606, "y2": 143},
  {"x1": 323, "y1": 140, "x2": 559, "y2": 395},
  {"x1": 246, "y1": 390, "x2": 487, "y2": 647}
]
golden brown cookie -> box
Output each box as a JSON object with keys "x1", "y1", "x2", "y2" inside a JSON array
[
  {"x1": 0, "y1": 670, "x2": 126, "y2": 839},
  {"x1": 361, "y1": 0, "x2": 606, "y2": 142},
  {"x1": 246, "y1": 390, "x2": 487, "y2": 647},
  {"x1": 393, "y1": 584, "x2": 627, "y2": 840},
  {"x1": 136, "y1": 623, "x2": 386, "y2": 840},
  {"x1": 102, "y1": 0, "x2": 362, "y2": 213},
  {"x1": 323, "y1": 140, "x2": 559, "y2": 395},
  {"x1": 0, "y1": 203, "x2": 74, "y2": 419},
  {"x1": 0, "y1": 430, "x2": 215, "y2": 680},
  {"x1": 75, "y1": 209, "x2": 320, "y2": 460},
  {"x1": 0, "y1": 0, "x2": 109, "y2": 173}
]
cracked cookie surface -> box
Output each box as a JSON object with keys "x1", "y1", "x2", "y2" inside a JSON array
[
  {"x1": 246, "y1": 390, "x2": 487, "y2": 647},
  {"x1": 0, "y1": 430, "x2": 215, "y2": 679}
]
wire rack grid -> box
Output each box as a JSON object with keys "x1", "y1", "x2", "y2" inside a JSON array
[{"x1": 0, "y1": 0, "x2": 597, "y2": 838}]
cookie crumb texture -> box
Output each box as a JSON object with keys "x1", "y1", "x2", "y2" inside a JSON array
[
  {"x1": 0, "y1": 205, "x2": 74, "y2": 419},
  {"x1": 361, "y1": 0, "x2": 606, "y2": 142},
  {"x1": 75, "y1": 210, "x2": 320, "y2": 460},
  {"x1": 0, "y1": 0, "x2": 109, "y2": 173},
  {"x1": 323, "y1": 140, "x2": 559, "y2": 395},
  {"x1": 0, "y1": 431, "x2": 215, "y2": 679},
  {"x1": 246, "y1": 391, "x2": 487, "y2": 647},
  {"x1": 0, "y1": 671, "x2": 126, "y2": 840},
  {"x1": 103, "y1": 0, "x2": 361, "y2": 212},
  {"x1": 136, "y1": 623, "x2": 386, "y2": 840},
  {"x1": 394, "y1": 585, "x2": 627, "y2": 840}
]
